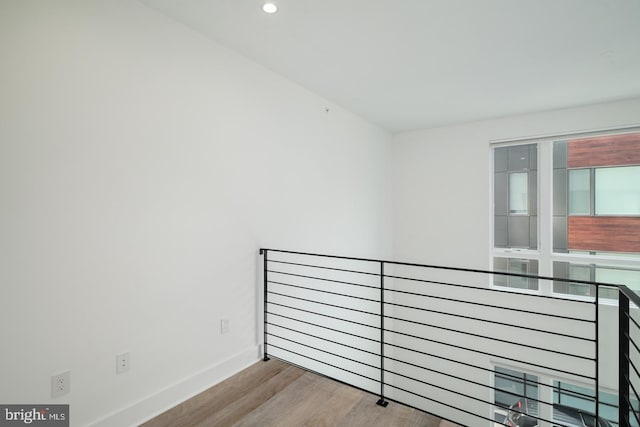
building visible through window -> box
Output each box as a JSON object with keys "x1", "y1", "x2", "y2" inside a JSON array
[
  {"x1": 492, "y1": 130, "x2": 640, "y2": 297},
  {"x1": 493, "y1": 366, "x2": 636, "y2": 426}
]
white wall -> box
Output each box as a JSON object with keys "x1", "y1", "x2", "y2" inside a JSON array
[{"x1": 0, "y1": 1, "x2": 392, "y2": 426}]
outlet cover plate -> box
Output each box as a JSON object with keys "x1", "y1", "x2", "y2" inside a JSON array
[
  {"x1": 51, "y1": 371, "x2": 70, "y2": 398},
  {"x1": 221, "y1": 319, "x2": 230, "y2": 334},
  {"x1": 116, "y1": 352, "x2": 130, "y2": 374}
]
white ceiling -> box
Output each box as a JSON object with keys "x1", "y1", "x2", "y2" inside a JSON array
[{"x1": 140, "y1": 0, "x2": 640, "y2": 133}]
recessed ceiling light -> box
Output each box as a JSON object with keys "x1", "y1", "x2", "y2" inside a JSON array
[{"x1": 262, "y1": 2, "x2": 278, "y2": 14}]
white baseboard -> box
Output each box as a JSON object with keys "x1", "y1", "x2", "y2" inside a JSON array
[{"x1": 88, "y1": 345, "x2": 261, "y2": 427}]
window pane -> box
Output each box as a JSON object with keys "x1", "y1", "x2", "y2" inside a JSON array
[
  {"x1": 510, "y1": 172, "x2": 529, "y2": 214},
  {"x1": 553, "y1": 262, "x2": 594, "y2": 296},
  {"x1": 508, "y1": 216, "x2": 532, "y2": 248},
  {"x1": 554, "y1": 381, "x2": 620, "y2": 427},
  {"x1": 595, "y1": 166, "x2": 640, "y2": 215},
  {"x1": 494, "y1": 144, "x2": 537, "y2": 250},
  {"x1": 494, "y1": 258, "x2": 539, "y2": 290},
  {"x1": 553, "y1": 262, "x2": 634, "y2": 299},
  {"x1": 596, "y1": 266, "x2": 640, "y2": 293},
  {"x1": 569, "y1": 169, "x2": 591, "y2": 215},
  {"x1": 509, "y1": 258, "x2": 534, "y2": 289},
  {"x1": 494, "y1": 367, "x2": 537, "y2": 409},
  {"x1": 569, "y1": 264, "x2": 591, "y2": 281}
]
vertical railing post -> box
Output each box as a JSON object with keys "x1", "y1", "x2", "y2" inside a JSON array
[
  {"x1": 377, "y1": 261, "x2": 388, "y2": 407},
  {"x1": 261, "y1": 249, "x2": 270, "y2": 362},
  {"x1": 595, "y1": 283, "x2": 600, "y2": 425},
  {"x1": 620, "y1": 291, "x2": 630, "y2": 427}
]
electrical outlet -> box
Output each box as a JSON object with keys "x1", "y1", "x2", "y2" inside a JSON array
[
  {"x1": 51, "y1": 371, "x2": 70, "y2": 398},
  {"x1": 116, "y1": 352, "x2": 130, "y2": 374},
  {"x1": 220, "y1": 318, "x2": 230, "y2": 334}
]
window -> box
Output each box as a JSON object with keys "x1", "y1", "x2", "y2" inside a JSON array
[
  {"x1": 494, "y1": 367, "x2": 538, "y2": 409},
  {"x1": 552, "y1": 381, "x2": 622, "y2": 426},
  {"x1": 494, "y1": 144, "x2": 537, "y2": 250},
  {"x1": 595, "y1": 166, "x2": 640, "y2": 216},
  {"x1": 569, "y1": 169, "x2": 591, "y2": 215},
  {"x1": 509, "y1": 172, "x2": 529, "y2": 214},
  {"x1": 553, "y1": 261, "x2": 594, "y2": 297},
  {"x1": 564, "y1": 165, "x2": 640, "y2": 217},
  {"x1": 493, "y1": 258, "x2": 538, "y2": 290},
  {"x1": 492, "y1": 130, "x2": 640, "y2": 296},
  {"x1": 493, "y1": 367, "x2": 633, "y2": 426}
]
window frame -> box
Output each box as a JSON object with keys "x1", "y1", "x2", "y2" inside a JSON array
[{"x1": 490, "y1": 126, "x2": 640, "y2": 300}]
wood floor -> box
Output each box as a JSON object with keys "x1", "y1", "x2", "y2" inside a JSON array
[{"x1": 142, "y1": 358, "x2": 455, "y2": 427}]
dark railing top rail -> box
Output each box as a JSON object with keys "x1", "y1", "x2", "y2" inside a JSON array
[
  {"x1": 620, "y1": 284, "x2": 640, "y2": 308},
  {"x1": 260, "y1": 247, "x2": 626, "y2": 291}
]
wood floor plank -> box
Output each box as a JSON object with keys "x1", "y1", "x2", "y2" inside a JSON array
[
  {"x1": 300, "y1": 380, "x2": 365, "y2": 427},
  {"x1": 142, "y1": 360, "x2": 302, "y2": 427},
  {"x1": 249, "y1": 372, "x2": 343, "y2": 427},
  {"x1": 333, "y1": 394, "x2": 387, "y2": 427},
  {"x1": 143, "y1": 359, "x2": 457, "y2": 427},
  {"x1": 231, "y1": 372, "x2": 337, "y2": 427},
  {"x1": 194, "y1": 363, "x2": 306, "y2": 427}
]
